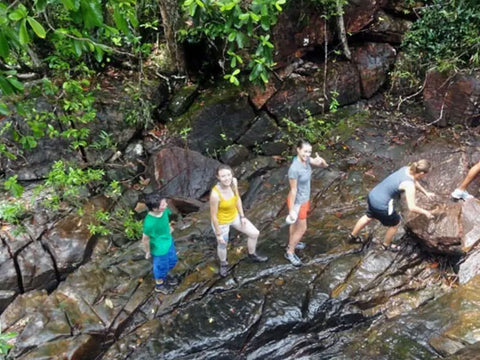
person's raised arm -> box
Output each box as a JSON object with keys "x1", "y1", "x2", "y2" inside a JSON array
[
  {"x1": 402, "y1": 181, "x2": 433, "y2": 218},
  {"x1": 210, "y1": 191, "x2": 225, "y2": 244},
  {"x1": 310, "y1": 152, "x2": 328, "y2": 167}
]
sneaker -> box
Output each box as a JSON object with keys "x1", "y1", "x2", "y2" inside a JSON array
[
  {"x1": 248, "y1": 253, "x2": 269, "y2": 263},
  {"x1": 154, "y1": 282, "x2": 169, "y2": 295},
  {"x1": 295, "y1": 242, "x2": 306, "y2": 250},
  {"x1": 451, "y1": 188, "x2": 474, "y2": 200},
  {"x1": 284, "y1": 252, "x2": 302, "y2": 267},
  {"x1": 219, "y1": 262, "x2": 229, "y2": 277},
  {"x1": 348, "y1": 234, "x2": 363, "y2": 244}
]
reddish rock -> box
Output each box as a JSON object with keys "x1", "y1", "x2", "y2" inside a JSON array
[
  {"x1": 364, "y1": 10, "x2": 412, "y2": 44},
  {"x1": 149, "y1": 146, "x2": 220, "y2": 199},
  {"x1": 423, "y1": 70, "x2": 480, "y2": 127},
  {"x1": 265, "y1": 61, "x2": 361, "y2": 121},
  {"x1": 352, "y1": 43, "x2": 397, "y2": 98},
  {"x1": 344, "y1": 0, "x2": 385, "y2": 33}
]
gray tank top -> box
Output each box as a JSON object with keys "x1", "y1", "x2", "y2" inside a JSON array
[{"x1": 368, "y1": 166, "x2": 413, "y2": 211}]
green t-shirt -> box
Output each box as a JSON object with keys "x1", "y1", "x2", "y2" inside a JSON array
[{"x1": 142, "y1": 208, "x2": 172, "y2": 256}]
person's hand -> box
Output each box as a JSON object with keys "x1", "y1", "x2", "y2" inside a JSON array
[
  {"x1": 425, "y1": 211, "x2": 434, "y2": 220},
  {"x1": 145, "y1": 252, "x2": 151, "y2": 259},
  {"x1": 217, "y1": 234, "x2": 226, "y2": 245},
  {"x1": 425, "y1": 191, "x2": 435, "y2": 199},
  {"x1": 241, "y1": 216, "x2": 247, "y2": 227},
  {"x1": 314, "y1": 152, "x2": 328, "y2": 168}
]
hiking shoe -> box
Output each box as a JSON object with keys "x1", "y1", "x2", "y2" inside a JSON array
[
  {"x1": 166, "y1": 275, "x2": 179, "y2": 286},
  {"x1": 248, "y1": 252, "x2": 269, "y2": 263},
  {"x1": 219, "y1": 262, "x2": 229, "y2": 277},
  {"x1": 295, "y1": 242, "x2": 306, "y2": 250},
  {"x1": 284, "y1": 252, "x2": 302, "y2": 267},
  {"x1": 154, "y1": 282, "x2": 169, "y2": 295},
  {"x1": 348, "y1": 234, "x2": 363, "y2": 244},
  {"x1": 451, "y1": 188, "x2": 474, "y2": 200}
]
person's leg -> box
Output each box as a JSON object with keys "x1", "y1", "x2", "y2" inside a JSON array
[
  {"x1": 383, "y1": 224, "x2": 400, "y2": 246},
  {"x1": 231, "y1": 216, "x2": 259, "y2": 255},
  {"x1": 351, "y1": 215, "x2": 373, "y2": 236},
  {"x1": 287, "y1": 219, "x2": 307, "y2": 254},
  {"x1": 167, "y1": 242, "x2": 178, "y2": 272},
  {"x1": 152, "y1": 254, "x2": 169, "y2": 282},
  {"x1": 459, "y1": 161, "x2": 480, "y2": 191},
  {"x1": 215, "y1": 224, "x2": 230, "y2": 263}
]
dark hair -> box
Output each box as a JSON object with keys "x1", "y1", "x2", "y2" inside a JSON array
[
  {"x1": 145, "y1": 193, "x2": 167, "y2": 211},
  {"x1": 410, "y1": 159, "x2": 431, "y2": 174},
  {"x1": 296, "y1": 139, "x2": 311, "y2": 149},
  {"x1": 216, "y1": 164, "x2": 233, "y2": 176}
]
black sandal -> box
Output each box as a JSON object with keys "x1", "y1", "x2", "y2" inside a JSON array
[{"x1": 348, "y1": 234, "x2": 363, "y2": 244}]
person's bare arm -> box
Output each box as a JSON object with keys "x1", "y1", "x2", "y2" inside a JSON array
[
  {"x1": 142, "y1": 234, "x2": 151, "y2": 259},
  {"x1": 402, "y1": 181, "x2": 433, "y2": 218},
  {"x1": 309, "y1": 152, "x2": 328, "y2": 167},
  {"x1": 210, "y1": 191, "x2": 225, "y2": 244}
]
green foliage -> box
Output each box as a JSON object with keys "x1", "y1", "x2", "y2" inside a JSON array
[
  {"x1": 88, "y1": 208, "x2": 142, "y2": 240},
  {"x1": 180, "y1": 0, "x2": 286, "y2": 85},
  {"x1": 38, "y1": 160, "x2": 105, "y2": 209},
  {"x1": 0, "y1": 327, "x2": 17, "y2": 356},
  {"x1": 3, "y1": 175, "x2": 24, "y2": 198},
  {"x1": 0, "y1": 200, "x2": 26, "y2": 226},
  {"x1": 401, "y1": 0, "x2": 480, "y2": 74},
  {"x1": 282, "y1": 109, "x2": 334, "y2": 151}
]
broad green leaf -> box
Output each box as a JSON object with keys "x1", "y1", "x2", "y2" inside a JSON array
[
  {"x1": 19, "y1": 19, "x2": 30, "y2": 44},
  {"x1": 27, "y1": 17, "x2": 46, "y2": 38},
  {"x1": 94, "y1": 45, "x2": 103, "y2": 62},
  {"x1": 0, "y1": 76, "x2": 14, "y2": 95},
  {"x1": 0, "y1": 32, "x2": 9, "y2": 59},
  {"x1": 0, "y1": 102, "x2": 9, "y2": 115},
  {"x1": 73, "y1": 40, "x2": 83, "y2": 56},
  {"x1": 80, "y1": 0, "x2": 103, "y2": 29},
  {"x1": 8, "y1": 9, "x2": 26, "y2": 21},
  {"x1": 61, "y1": 0, "x2": 79, "y2": 11},
  {"x1": 7, "y1": 77, "x2": 24, "y2": 91},
  {"x1": 113, "y1": 7, "x2": 129, "y2": 34},
  {"x1": 35, "y1": 0, "x2": 48, "y2": 11}
]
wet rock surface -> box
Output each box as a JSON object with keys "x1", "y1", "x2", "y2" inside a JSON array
[{"x1": 3, "y1": 116, "x2": 480, "y2": 359}]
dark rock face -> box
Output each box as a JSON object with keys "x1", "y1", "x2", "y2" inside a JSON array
[
  {"x1": 148, "y1": 146, "x2": 220, "y2": 198},
  {"x1": 423, "y1": 70, "x2": 480, "y2": 127},
  {"x1": 265, "y1": 61, "x2": 362, "y2": 122},
  {"x1": 219, "y1": 144, "x2": 250, "y2": 166},
  {"x1": 237, "y1": 112, "x2": 279, "y2": 148},
  {"x1": 352, "y1": 42, "x2": 397, "y2": 98},
  {"x1": 364, "y1": 10, "x2": 412, "y2": 44}
]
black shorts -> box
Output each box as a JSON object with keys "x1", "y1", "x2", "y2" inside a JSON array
[{"x1": 366, "y1": 198, "x2": 401, "y2": 227}]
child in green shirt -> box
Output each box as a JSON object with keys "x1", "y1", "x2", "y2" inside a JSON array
[{"x1": 142, "y1": 193, "x2": 177, "y2": 294}]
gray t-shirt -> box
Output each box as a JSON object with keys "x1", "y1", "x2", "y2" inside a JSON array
[
  {"x1": 368, "y1": 166, "x2": 414, "y2": 211},
  {"x1": 288, "y1": 156, "x2": 312, "y2": 205}
]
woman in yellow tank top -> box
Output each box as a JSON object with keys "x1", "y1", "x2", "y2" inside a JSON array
[{"x1": 210, "y1": 164, "x2": 268, "y2": 277}]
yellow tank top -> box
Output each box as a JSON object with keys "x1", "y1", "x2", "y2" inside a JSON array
[{"x1": 212, "y1": 185, "x2": 238, "y2": 224}]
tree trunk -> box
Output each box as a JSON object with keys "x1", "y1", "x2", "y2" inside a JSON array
[
  {"x1": 158, "y1": 0, "x2": 186, "y2": 74},
  {"x1": 336, "y1": 0, "x2": 351, "y2": 60}
]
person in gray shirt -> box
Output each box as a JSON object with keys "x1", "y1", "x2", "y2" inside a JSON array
[
  {"x1": 285, "y1": 139, "x2": 328, "y2": 266},
  {"x1": 349, "y1": 159, "x2": 434, "y2": 251}
]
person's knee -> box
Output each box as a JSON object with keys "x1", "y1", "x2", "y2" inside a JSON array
[{"x1": 217, "y1": 242, "x2": 227, "y2": 250}]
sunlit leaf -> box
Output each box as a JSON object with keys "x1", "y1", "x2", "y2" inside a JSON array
[
  {"x1": 27, "y1": 17, "x2": 46, "y2": 38},
  {"x1": 19, "y1": 19, "x2": 30, "y2": 44}
]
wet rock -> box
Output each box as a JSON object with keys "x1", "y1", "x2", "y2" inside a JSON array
[
  {"x1": 406, "y1": 199, "x2": 480, "y2": 255},
  {"x1": 0, "y1": 289, "x2": 48, "y2": 333},
  {"x1": 237, "y1": 112, "x2": 279, "y2": 148},
  {"x1": 168, "y1": 196, "x2": 206, "y2": 214},
  {"x1": 423, "y1": 70, "x2": 480, "y2": 127},
  {"x1": 0, "y1": 290, "x2": 16, "y2": 315},
  {"x1": 363, "y1": 10, "x2": 412, "y2": 44},
  {"x1": 352, "y1": 42, "x2": 397, "y2": 98},
  {"x1": 446, "y1": 341, "x2": 480, "y2": 359},
  {"x1": 171, "y1": 86, "x2": 255, "y2": 154},
  {"x1": 0, "y1": 241, "x2": 19, "y2": 294},
  {"x1": 148, "y1": 146, "x2": 220, "y2": 198},
  {"x1": 344, "y1": 0, "x2": 383, "y2": 34},
  {"x1": 168, "y1": 84, "x2": 198, "y2": 116},
  {"x1": 41, "y1": 196, "x2": 110, "y2": 273},
  {"x1": 219, "y1": 144, "x2": 250, "y2": 167},
  {"x1": 261, "y1": 141, "x2": 289, "y2": 156},
  {"x1": 17, "y1": 241, "x2": 57, "y2": 292},
  {"x1": 266, "y1": 61, "x2": 361, "y2": 122},
  {"x1": 17, "y1": 334, "x2": 102, "y2": 360}
]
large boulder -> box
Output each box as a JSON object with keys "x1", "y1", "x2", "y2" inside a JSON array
[
  {"x1": 265, "y1": 61, "x2": 362, "y2": 122},
  {"x1": 362, "y1": 10, "x2": 412, "y2": 44},
  {"x1": 148, "y1": 146, "x2": 220, "y2": 199},
  {"x1": 405, "y1": 199, "x2": 480, "y2": 255},
  {"x1": 423, "y1": 70, "x2": 480, "y2": 127},
  {"x1": 352, "y1": 42, "x2": 397, "y2": 98}
]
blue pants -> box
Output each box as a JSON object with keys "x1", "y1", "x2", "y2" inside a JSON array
[{"x1": 152, "y1": 243, "x2": 177, "y2": 281}]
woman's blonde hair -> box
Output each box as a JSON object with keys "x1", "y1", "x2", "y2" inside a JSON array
[{"x1": 410, "y1": 159, "x2": 431, "y2": 174}]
